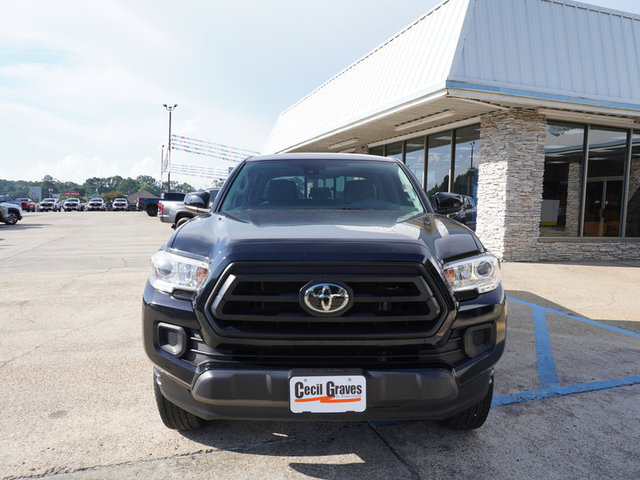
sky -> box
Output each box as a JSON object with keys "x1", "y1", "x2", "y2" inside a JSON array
[{"x1": 1, "y1": 0, "x2": 640, "y2": 189}]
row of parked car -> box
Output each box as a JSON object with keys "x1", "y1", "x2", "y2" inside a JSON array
[{"x1": 39, "y1": 197, "x2": 132, "y2": 212}]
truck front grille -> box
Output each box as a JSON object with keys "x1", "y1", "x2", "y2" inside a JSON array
[{"x1": 205, "y1": 262, "x2": 448, "y2": 342}]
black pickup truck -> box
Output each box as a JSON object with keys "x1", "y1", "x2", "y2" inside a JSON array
[
  {"x1": 137, "y1": 192, "x2": 185, "y2": 216},
  {"x1": 143, "y1": 153, "x2": 506, "y2": 431}
]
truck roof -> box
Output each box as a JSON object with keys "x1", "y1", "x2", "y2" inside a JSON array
[{"x1": 245, "y1": 153, "x2": 395, "y2": 163}]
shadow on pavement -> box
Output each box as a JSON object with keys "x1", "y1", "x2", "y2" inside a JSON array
[
  {"x1": 0, "y1": 223, "x2": 46, "y2": 230},
  {"x1": 179, "y1": 421, "x2": 426, "y2": 479},
  {"x1": 507, "y1": 290, "x2": 640, "y2": 334}
]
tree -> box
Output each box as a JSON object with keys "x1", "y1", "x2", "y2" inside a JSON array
[
  {"x1": 82, "y1": 177, "x2": 102, "y2": 196},
  {"x1": 103, "y1": 176, "x2": 123, "y2": 192},
  {"x1": 103, "y1": 190, "x2": 126, "y2": 203}
]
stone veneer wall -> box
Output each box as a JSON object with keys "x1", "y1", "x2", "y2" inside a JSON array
[
  {"x1": 537, "y1": 238, "x2": 640, "y2": 261},
  {"x1": 476, "y1": 109, "x2": 547, "y2": 261},
  {"x1": 354, "y1": 145, "x2": 369, "y2": 154}
]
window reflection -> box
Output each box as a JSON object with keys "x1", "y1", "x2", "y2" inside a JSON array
[
  {"x1": 584, "y1": 127, "x2": 627, "y2": 237},
  {"x1": 453, "y1": 125, "x2": 480, "y2": 201},
  {"x1": 426, "y1": 132, "x2": 451, "y2": 196},
  {"x1": 625, "y1": 131, "x2": 640, "y2": 237},
  {"x1": 405, "y1": 138, "x2": 425, "y2": 187},
  {"x1": 368, "y1": 145, "x2": 384, "y2": 157},
  {"x1": 386, "y1": 142, "x2": 402, "y2": 161},
  {"x1": 541, "y1": 122, "x2": 584, "y2": 237}
]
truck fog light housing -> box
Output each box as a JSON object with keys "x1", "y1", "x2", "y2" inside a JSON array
[
  {"x1": 157, "y1": 323, "x2": 187, "y2": 357},
  {"x1": 463, "y1": 324, "x2": 493, "y2": 358}
]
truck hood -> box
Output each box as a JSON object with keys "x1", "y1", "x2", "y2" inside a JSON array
[{"x1": 169, "y1": 210, "x2": 483, "y2": 267}]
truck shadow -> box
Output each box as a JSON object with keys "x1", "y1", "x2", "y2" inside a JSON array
[
  {"x1": 0, "y1": 223, "x2": 46, "y2": 230},
  {"x1": 179, "y1": 420, "x2": 433, "y2": 479}
]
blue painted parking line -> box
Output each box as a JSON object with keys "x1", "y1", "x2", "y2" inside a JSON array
[
  {"x1": 531, "y1": 306, "x2": 559, "y2": 388},
  {"x1": 492, "y1": 297, "x2": 640, "y2": 407},
  {"x1": 492, "y1": 374, "x2": 640, "y2": 406},
  {"x1": 508, "y1": 297, "x2": 640, "y2": 339}
]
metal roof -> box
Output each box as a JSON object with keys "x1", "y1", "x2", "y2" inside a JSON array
[{"x1": 264, "y1": 0, "x2": 640, "y2": 154}]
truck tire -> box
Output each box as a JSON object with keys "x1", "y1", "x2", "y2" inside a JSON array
[
  {"x1": 146, "y1": 205, "x2": 158, "y2": 217},
  {"x1": 440, "y1": 379, "x2": 493, "y2": 430},
  {"x1": 175, "y1": 216, "x2": 192, "y2": 228},
  {"x1": 4, "y1": 211, "x2": 19, "y2": 225},
  {"x1": 153, "y1": 377, "x2": 207, "y2": 431}
]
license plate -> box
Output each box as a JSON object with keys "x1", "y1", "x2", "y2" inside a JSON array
[{"x1": 289, "y1": 375, "x2": 366, "y2": 413}]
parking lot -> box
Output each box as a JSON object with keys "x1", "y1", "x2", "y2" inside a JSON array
[{"x1": 1, "y1": 212, "x2": 639, "y2": 480}]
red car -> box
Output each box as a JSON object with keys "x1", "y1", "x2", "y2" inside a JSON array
[{"x1": 15, "y1": 198, "x2": 35, "y2": 212}]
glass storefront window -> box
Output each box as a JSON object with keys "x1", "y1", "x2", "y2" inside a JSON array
[
  {"x1": 541, "y1": 122, "x2": 585, "y2": 237},
  {"x1": 453, "y1": 125, "x2": 480, "y2": 201},
  {"x1": 584, "y1": 126, "x2": 627, "y2": 237},
  {"x1": 405, "y1": 137, "x2": 425, "y2": 187},
  {"x1": 625, "y1": 131, "x2": 640, "y2": 237},
  {"x1": 386, "y1": 142, "x2": 403, "y2": 161},
  {"x1": 368, "y1": 145, "x2": 384, "y2": 157},
  {"x1": 426, "y1": 132, "x2": 451, "y2": 196}
]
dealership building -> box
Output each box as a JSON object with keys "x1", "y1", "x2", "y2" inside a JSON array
[{"x1": 264, "y1": 0, "x2": 640, "y2": 261}]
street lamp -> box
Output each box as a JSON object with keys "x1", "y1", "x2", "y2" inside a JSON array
[
  {"x1": 160, "y1": 144, "x2": 165, "y2": 191},
  {"x1": 163, "y1": 104, "x2": 178, "y2": 193}
]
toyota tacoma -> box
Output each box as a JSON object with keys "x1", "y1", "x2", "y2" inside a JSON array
[{"x1": 143, "y1": 153, "x2": 506, "y2": 431}]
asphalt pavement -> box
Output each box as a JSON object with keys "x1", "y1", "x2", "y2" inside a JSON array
[{"x1": 1, "y1": 212, "x2": 639, "y2": 480}]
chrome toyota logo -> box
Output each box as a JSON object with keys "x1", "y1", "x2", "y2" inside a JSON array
[{"x1": 302, "y1": 283, "x2": 350, "y2": 315}]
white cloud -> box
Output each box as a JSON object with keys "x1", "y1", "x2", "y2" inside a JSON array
[{"x1": 130, "y1": 156, "x2": 160, "y2": 180}]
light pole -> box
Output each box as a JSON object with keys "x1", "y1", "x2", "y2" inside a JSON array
[
  {"x1": 163, "y1": 104, "x2": 177, "y2": 193},
  {"x1": 160, "y1": 144, "x2": 165, "y2": 191}
]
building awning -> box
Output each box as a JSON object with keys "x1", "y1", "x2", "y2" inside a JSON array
[{"x1": 264, "y1": 0, "x2": 640, "y2": 154}]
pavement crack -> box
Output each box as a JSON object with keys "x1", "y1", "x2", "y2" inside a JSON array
[
  {"x1": 368, "y1": 422, "x2": 421, "y2": 480},
  {"x1": 6, "y1": 424, "x2": 366, "y2": 479},
  {"x1": 0, "y1": 345, "x2": 42, "y2": 370}
]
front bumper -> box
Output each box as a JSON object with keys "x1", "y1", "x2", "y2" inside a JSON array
[
  {"x1": 143, "y1": 280, "x2": 506, "y2": 422},
  {"x1": 154, "y1": 362, "x2": 495, "y2": 421}
]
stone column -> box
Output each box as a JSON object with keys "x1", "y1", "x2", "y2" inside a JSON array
[
  {"x1": 565, "y1": 161, "x2": 582, "y2": 235},
  {"x1": 354, "y1": 145, "x2": 369, "y2": 154},
  {"x1": 475, "y1": 109, "x2": 547, "y2": 261}
]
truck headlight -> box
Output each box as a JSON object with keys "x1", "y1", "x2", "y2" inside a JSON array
[
  {"x1": 442, "y1": 254, "x2": 501, "y2": 294},
  {"x1": 149, "y1": 250, "x2": 210, "y2": 293}
]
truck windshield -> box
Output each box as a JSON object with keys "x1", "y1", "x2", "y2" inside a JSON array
[{"x1": 220, "y1": 159, "x2": 426, "y2": 222}]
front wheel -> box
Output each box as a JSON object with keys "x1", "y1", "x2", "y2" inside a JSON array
[
  {"x1": 4, "y1": 212, "x2": 19, "y2": 225},
  {"x1": 153, "y1": 376, "x2": 207, "y2": 431},
  {"x1": 440, "y1": 378, "x2": 493, "y2": 430},
  {"x1": 175, "y1": 216, "x2": 191, "y2": 228}
]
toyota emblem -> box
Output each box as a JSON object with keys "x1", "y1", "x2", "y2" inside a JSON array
[{"x1": 302, "y1": 283, "x2": 351, "y2": 315}]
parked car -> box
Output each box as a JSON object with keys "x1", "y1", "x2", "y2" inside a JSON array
[
  {"x1": 112, "y1": 198, "x2": 128, "y2": 211},
  {"x1": 62, "y1": 198, "x2": 82, "y2": 211},
  {"x1": 15, "y1": 198, "x2": 35, "y2": 212},
  {"x1": 0, "y1": 194, "x2": 20, "y2": 207},
  {"x1": 159, "y1": 188, "x2": 220, "y2": 229},
  {"x1": 144, "y1": 153, "x2": 505, "y2": 432},
  {"x1": 138, "y1": 192, "x2": 185, "y2": 217},
  {"x1": 39, "y1": 198, "x2": 60, "y2": 212},
  {"x1": 0, "y1": 201, "x2": 23, "y2": 224},
  {"x1": 86, "y1": 198, "x2": 106, "y2": 211}
]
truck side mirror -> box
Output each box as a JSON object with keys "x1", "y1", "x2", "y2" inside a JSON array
[
  {"x1": 184, "y1": 191, "x2": 211, "y2": 215},
  {"x1": 431, "y1": 192, "x2": 464, "y2": 215}
]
